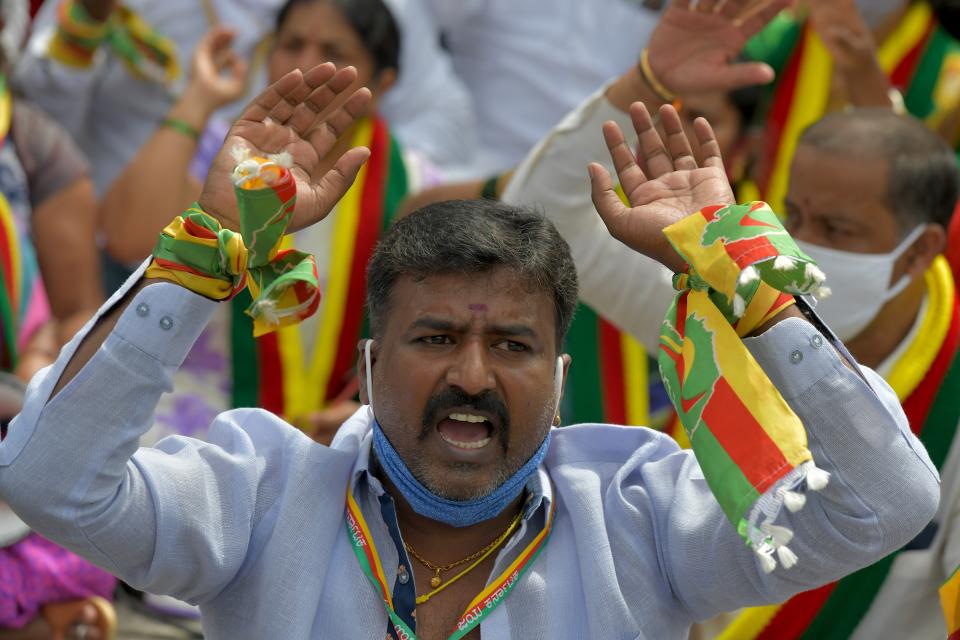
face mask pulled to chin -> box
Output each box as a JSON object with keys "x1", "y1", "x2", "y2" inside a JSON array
[{"x1": 796, "y1": 225, "x2": 925, "y2": 342}]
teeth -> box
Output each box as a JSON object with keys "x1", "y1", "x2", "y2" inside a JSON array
[
  {"x1": 449, "y1": 413, "x2": 487, "y2": 423},
  {"x1": 439, "y1": 433, "x2": 493, "y2": 449}
]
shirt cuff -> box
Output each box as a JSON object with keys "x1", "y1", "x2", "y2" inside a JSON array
[
  {"x1": 113, "y1": 281, "x2": 218, "y2": 368},
  {"x1": 743, "y1": 317, "x2": 845, "y2": 402}
]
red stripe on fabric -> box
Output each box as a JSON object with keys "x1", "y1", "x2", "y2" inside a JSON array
[
  {"x1": 272, "y1": 172, "x2": 297, "y2": 203},
  {"x1": 599, "y1": 319, "x2": 627, "y2": 424},
  {"x1": 948, "y1": 630, "x2": 960, "y2": 640},
  {"x1": 725, "y1": 236, "x2": 780, "y2": 271},
  {"x1": 182, "y1": 218, "x2": 217, "y2": 238},
  {"x1": 675, "y1": 291, "x2": 689, "y2": 336},
  {"x1": 700, "y1": 205, "x2": 725, "y2": 222},
  {"x1": 759, "y1": 28, "x2": 806, "y2": 194},
  {"x1": 754, "y1": 584, "x2": 837, "y2": 640},
  {"x1": 903, "y1": 297, "x2": 960, "y2": 433},
  {"x1": 0, "y1": 214, "x2": 14, "y2": 297},
  {"x1": 323, "y1": 118, "x2": 389, "y2": 403},
  {"x1": 151, "y1": 258, "x2": 215, "y2": 278},
  {"x1": 701, "y1": 377, "x2": 790, "y2": 492},
  {"x1": 890, "y1": 19, "x2": 937, "y2": 87},
  {"x1": 256, "y1": 331, "x2": 285, "y2": 414},
  {"x1": 948, "y1": 203, "x2": 960, "y2": 284}
]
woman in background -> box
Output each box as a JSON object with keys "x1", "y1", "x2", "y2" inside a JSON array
[{"x1": 101, "y1": 0, "x2": 436, "y2": 445}]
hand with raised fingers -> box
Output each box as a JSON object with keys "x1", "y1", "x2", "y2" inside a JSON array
[
  {"x1": 184, "y1": 26, "x2": 249, "y2": 115},
  {"x1": 197, "y1": 63, "x2": 372, "y2": 232},
  {"x1": 646, "y1": 0, "x2": 792, "y2": 95},
  {"x1": 589, "y1": 103, "x2": 735, "y2": 273},
  {"x1": 807, "y1": 0, "x2": 893, "y2": 107}
]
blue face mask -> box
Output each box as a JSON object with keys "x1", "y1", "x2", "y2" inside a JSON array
[
  {"x1": 364, "y1": 340, "x2": 562, "y2": 527},
  {"x1": 372, "y1": 419, "x2": 551, "y2": 527}
]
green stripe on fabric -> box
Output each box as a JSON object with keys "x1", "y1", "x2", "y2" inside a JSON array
[
  {"x1": 689, "y1": 423, "x2": 760, "y2": 524},
  {"x1": 743, "y1": 14, "x2": 803, "y2": 74},
  {"x1": 921, "y1": 346, "x2": 960, "y2": 470},
  {"x1": 153, "y1": 237, "x2": 223, "y2": 273},
  {"x1": 799, "y1": 554, "x2": 896, "y2": 640},
  {"x1": 562, "y1": 304, "x2": 605, "y2": 425},
  {"x1": 382, "y1": 133, "x2": 409, "y2": 230},
  {"x1": 230, "y1": 290, "x2": 259, "y2": 408},
  {"x1": 0, "y1": 264, "x2": 16, "y2": 371},
  {"x1": 905, "y1": 26, "x2": 954, "y2": 118}
]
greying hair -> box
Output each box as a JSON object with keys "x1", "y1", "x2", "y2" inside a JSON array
[
  {"x1": 366, "y1": 200, "x2": 579, "y2": 346},
  {"x1": 800, "y1": 108, "x2": 959, "y2": 233}
]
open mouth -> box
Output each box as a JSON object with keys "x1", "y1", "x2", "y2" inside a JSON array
[{"x1": 436, "y1": 411, "x2": 495, "y2": 450}]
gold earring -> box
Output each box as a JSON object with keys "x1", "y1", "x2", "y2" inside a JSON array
[{"x1": 553, "y1": 414, "x2": 562, "y2": 427}]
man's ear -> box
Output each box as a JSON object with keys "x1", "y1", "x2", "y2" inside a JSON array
[
  {"x1": 903, "y1": 224, "x2": 946, "y2": 280},
  {"x1": 559, "y1": 353, "x2": 572, "y2": 402},
  {"x1": 357, "y1": 339, "x2": 377, "y2": 405}
]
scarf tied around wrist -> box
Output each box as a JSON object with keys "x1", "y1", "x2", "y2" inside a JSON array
[
  {"x1": 146, "y1": 148, "x2": 320, "y2": 336},
  {"x1": 658, "y1": 201, "x2": 832, "y2": 573}
]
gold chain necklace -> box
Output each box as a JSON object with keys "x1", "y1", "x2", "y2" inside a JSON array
[{"x1": 404, "y1": 508, "x2": 524, "y2": 605}]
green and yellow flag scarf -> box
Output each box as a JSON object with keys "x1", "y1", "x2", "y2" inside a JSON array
[
  {"x1": 48, "y1": 0, "x2": 180, "y2": 84},
  {"x1": 147, "y1": 150, "x2": 319, "y2": 335},
  {"x1": 659, "y1": 201, "x2": 830, "y2": 572}
]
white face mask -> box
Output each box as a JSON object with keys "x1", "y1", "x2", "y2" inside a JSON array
[{"x1": 796, "y1": 225, "x2": 925, "y2": 342}]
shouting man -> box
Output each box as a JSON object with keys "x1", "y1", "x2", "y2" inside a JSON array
[{"x1": 0, "y1": 1, "x2": 940, "y2": 639}]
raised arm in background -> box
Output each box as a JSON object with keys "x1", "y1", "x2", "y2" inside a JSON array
[
  {"x1": 503, "y1": 0, "x2": 792, "y2": 351},
  {"x1": 101, "y1": 27, "x2": 246, "y2": 265}
]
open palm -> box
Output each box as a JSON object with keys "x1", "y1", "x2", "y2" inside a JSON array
[
  {"x1": 649, "y1": 0, "x2": 791, "y2": 94},
  {"x1": 589, "y1": 103, "x2": 735, "y2": 273},
  {"x1": 198, "y1": 64, "x2": 372, "y2": 233}
]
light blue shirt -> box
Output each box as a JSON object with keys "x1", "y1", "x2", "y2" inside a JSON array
[{"x1": 0, "y1": 272, "x2": 940, "y2": 639}]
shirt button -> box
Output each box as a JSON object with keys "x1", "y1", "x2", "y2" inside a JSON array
[
  {"x1": 159, "y1": 316, "x2": 174, "y2": 331},
  {"x1": 397, "y1": 564, "x2": 409, "y2": 584},
  {"x1": 810, "y1": 334, "x2": 823, "y2": 349},
  {"x1": 790, "y1": 350, "x2": 804, "y2": 364},
  {"x1": 136, "y1": 302, "x2": 150, "y2": 317}
]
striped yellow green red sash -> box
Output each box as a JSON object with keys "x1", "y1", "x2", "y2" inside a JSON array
[
  {"x1": 230, "y1": 117, "x2": 408, "y2": 418},
  {"x1": 48, "y1": 0, "x2": 180, "y2": 83},
  {"x1": 345, "y1": 483, "x2": 556, "y2": 640},
  {"x1": 562, "y1": 184, "x2": 650, "y2": 427},
  {"x1": 0, "y1": 77, "x2": 19, "y2": 371},
  {"x1": 659, "y1": 202, "x2": 830, "y2": 571},
  {"x1": 562, "y1": 304, "x2": 648, "y2": 426},
  {"x1": 757, "y1": 3, "x2": 956, "y2": 213},
  {"x1": 718, "y1": 256, "x2": 960, "y2": 639}
]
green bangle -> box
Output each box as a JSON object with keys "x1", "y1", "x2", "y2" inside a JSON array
[
  {"x1": 480, "y1": 174, "x2": 501, "y2": 201},
  {"x1": 161, "y1": 117, "x2": 201, "y2": 141}
]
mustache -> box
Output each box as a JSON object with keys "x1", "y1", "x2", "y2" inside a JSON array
[{"x1": 419, "y1": 387, "x2": 510, "y2": 440}]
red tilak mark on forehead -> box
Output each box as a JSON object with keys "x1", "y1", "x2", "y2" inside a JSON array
[{"x1": 468, "y1": 303, "x2": 488, "y2": 312}]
